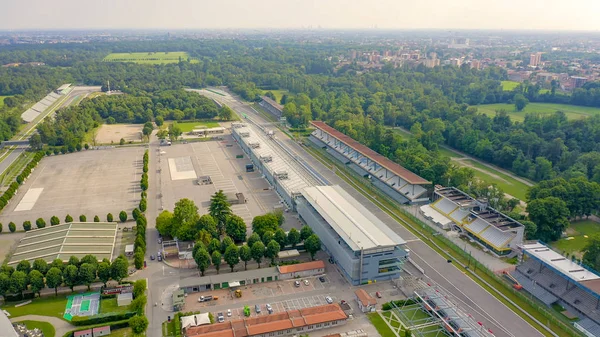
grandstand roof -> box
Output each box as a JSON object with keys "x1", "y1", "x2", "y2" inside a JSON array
[
  {"x1": 522, "y1": 243, "x2": 600, "y2": 283},
  {"x1": 301, "y1": 185, "x2": 405, "y2": 251},
  {"x1": 310, "y1": 121, "x2": 430, "y2": 185},
  {"x1": 261, "y1": 96, "x2": 283, "y2": 111},
  {"x1": 56, "y1": 83, "x2": 71, "y2": 91}
]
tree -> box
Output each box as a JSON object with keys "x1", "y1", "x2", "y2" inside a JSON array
[
  {"x1": 207, "y1": 238, "x2": 221, "y2": 255},
  {"x1": 224, "y1": 244, "x2": 239, "y2": 272},
  {"x1": 65, "y1": 214, "x2": 73, "y2": 223},
  {"x1": 107, "y1": 213, "x2": 114, "y2": 222},
  {"x1": 218, "y1": 106, "x2": 233, "y2": 121},
  {"x1": 32, "y1": 259, "x2": 48, "y2": 275},
  {"x1": 16, "y1": 260, "x2": 31, "y2": 274},
  {"x1": 51, "y1": 259, "x2": 64, "y2": 271},
  {"x1": 45, "y1": 267, "x2": 63, "y2": 296},
  {"x1": 514, "y1": 94, "x2": 528, "y2": 112},
  {"x1": 521, "y1": 220, "x2": 538, "y2": 240},
  {"x1": 265, "y1": 240, "x2": 280, "y2": 265},
  {"x1": 129, "y1": 295, "x2": 147, "y2": 315},
  {"x1": 10, "y1": 271, "x2": 28, "y2": 297},
  {"x1": 68, "y1": 256, "x2": 80, "y2": 267},
  {"x1": 35, "y1": 218, "x2": 46, "y2": 229},
  {"x1": 132, "y1": 208, "x2": 141, "y2": 221},
  {"x1": 29, "y1": 133, "x2": 42, "y2": 150},
  {"x1": 300, "y1": 226, "x2": 313, "y2": 241},
  {"x1": 23, "y1": 221, "x2": 32, "y2": 231},
  {"x1": 262, "y1": 231, "x2": 274, "y2": 245},
  {"x1": 251, "y1": 241, "x2": 265, "y2": 268},
  {"x1": 174, "y1": 198, "x2": 200, "y2": 240},
  {"x1": 197, "y1": 214, "x2": 218, "y2": 239},
  {"x1": 221, "y1": 236, "x2": 234, "y2": 254},
  {"x1": 209, "y1": 190, "x2": 231, "y2": 235},
  {"x1": 129, "y1": 315, "x2": 149, "y2": 334},
  {"x1": 251, "y1": 213, "x2": 279, "y2": 238},
  {"x1": 304, "y1": 234, "x2": 322, "y2": 260},
  {"x1": 64, "y1": 264, "x2": 79, "y2": 291},
  {"x1": 274, "y1": 228, "x2": 287, "y2": 248},
  {"x1": 97, "y1": 262, "x2": 111, "y2": 286},
  {"x1": 287, "y1": 228, "x2": 301, "y2": 248},
  {"x1": 211, "y1": 251, "x2": 222, "y2": 274},
  {"x1": 168, "y1": 121, "x2": 183, "y2": 141},
  {"x1": 133, "y1": 279, "x2": 147, "y2": 298},
  {"x1": 156, "y1": 210, "x2": 174, "y2": 237},
  {"x1": 157, "y1": 128, "x2": 168, "y2": 140},
  {"x1": 239, "y1": 244, "x2": 252, "y2": 270},
  {"x1": 119, "y1": 138, "x2": 126, "y2": 145},
  {"x1": 142, "y1": 122, "x2": 154, "y2": 140},
  {"x1": 8, "y1": 222, "x2": 15, "y2": 233},
  {"x1": 247, "y1": 233, "x2": 261, "y2": 248},
  {"x1": 78, "y1": 263, "x2": 97, "y2": 290},
  {"x1": 583, "y1": 234, "x2": 600, "y2": 272},
  {"x1": 119, "y1": 211, "x2": 127, "y2": 223},
  {"x1": 194, "y1": 248, "x2": 211, "y2": 276},
  {"x1": 134, "y1": 248, "x2": 144, "y2": 270},
  {"x1": 79, "y1": 214, "x2": 86, "y2": 222},
  {"x1": 139, "y1": 198, "x2": 147, "y2": 212},
  {"x1": 225, "y1": 215, "x2": 247, "y2": 243},
  {"x1": 111, "y1": 256, "x2": 128, "y2": 282},
  {"x1": 0, "y1": 273, "x2": 8, "y2": 297},
  {"x1": 155, "y1": 116, "x2": 164, "y2": 126},
  {"x1": 29, "y1": 270, "x2": 44, "y2": 297},
  {"x1": 93, "y1": 215, "x2": 100, "y2": 222},
  {"x1": 527, "y1": 197, "x2": 570, "y2": 242},
  {"x1": 50, "y1": 216, "x2": 60, "y2": 226}
]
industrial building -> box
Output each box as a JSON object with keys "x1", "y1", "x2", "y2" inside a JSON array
[
  {"x1": 179, "y1": 267, "x2": 280, "y2": 293},
  {"x1": 277, "y1": 260, "x2": 325, "y2": 279},
  {"x1": 297, "y1": 185, "x2": 408, "y2": 285},
  {"x1": 231, "y1": 122, "x2": 325, "y2": 210},
  {"x1": 421, "y1": 187, "x2": 524, "y2": 255},
  {"x1": 184, "y1": 304, "x2": 347, "y2": 337},
  {"x1": 309, "y1": 121, "x2": 431, "y2": 204},
  {"x1": 258, "y1": 96, "x2": 284, "y2": 118}
]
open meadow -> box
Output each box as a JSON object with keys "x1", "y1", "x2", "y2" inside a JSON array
[
  {"x1": 259, "y1": 89, "x2": 289, "y2": 103},
  {"x1": 501, "y1": 80, "x2": 520, "y2": 91},
  {"x1": 475, "y1": 103, "x2": 600, "y2": 121},
  {"x1": 170, "y1": 120, "x2": 221, "y2": 132},
  {"x1": 551, "y1": 220, "x2": 600, "y2": 258},
  {"x1": 103, "y1": 52, "x2": 198, "y2": 64}
]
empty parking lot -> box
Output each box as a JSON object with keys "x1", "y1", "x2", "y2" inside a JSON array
[{"x1": 0, "y1": 147, "x2": 144, "y2": 226}]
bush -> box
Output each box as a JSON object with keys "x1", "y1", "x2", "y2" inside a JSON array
[
  {"x1": 79, "y1": 215, "x2": 86, "y2": 222},
  {"x1": 119, "y1": 211, "x2": 127, "y2": 223},
  {"x1": 50, "y1": 216, "x2": 60, "y2": 226},
  {"x1": 23, "y1": 221, "x2": 32, "y2": 231},
  {"x1": 8, "y1": 222, "x2": 16, "y2": 233},
  {"x1": 0, "y1": 222, "x2": 3, "y2": 233},
  {"x1": 382, "y1": 298, "x2": 419, "y2": 310},
  {"x1": 65, "y1": 214, "x2": 73, "y2": 223},
  {"x1": 35, "y1": 218, "x2": 46, "y2": 229},
  {"x1": 119, "y1": 138, "x2": 125, "y2": 145},
  {"x1": 139, "y1": 198, "x2": 147, "y2": 212},
  {"x1": 94, "y1": 215, "x2": 100, "y2": 222},
  {"x1": 70, "y1": 311, "x2": 136, "y2": 326},
  {"x1": 107, "y1": 213, "x2": 114, "y2": 222}
]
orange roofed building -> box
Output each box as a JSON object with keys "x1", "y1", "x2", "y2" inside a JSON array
[
  {"x1": 277, "y1": 260, "x2": 325, "y2": 279},
  {"x1": 185, "y1": 304, "x2": 347, "y2": 337}
]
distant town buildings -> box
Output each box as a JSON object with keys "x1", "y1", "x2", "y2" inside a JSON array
[
  {"x1": 529, "y1": 52, "x2": 543, "y2": 67},
  {"x1": 571, "y1": 76, "x2": 588, "y2": 89}
]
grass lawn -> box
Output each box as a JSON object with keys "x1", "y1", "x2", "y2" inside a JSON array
[
  {"x1": 552, "y1": 220, "x2": 600, "y2": 257},
  {"x1": 4, "y1": 296, "x2": 67, "y2": 319},
  {"x1": 100, "y1": 297, "x2": 130, "y2": 314},
  {"x1": 475, "y1": 103, "x2": 600, "y2": 121},
  {"x1": 163, "y1": 319, "x2": 177, "y2": 337},
  {"x1": 103, "y1": 52, "x2": 198, "y2": 64},
  {"x1": 458, "y1": 159, "x2": 531, "y2": 200},
  {"x1": 0, "y1": 95, "x2": 11, "y2": 108},
  {"x1": 107, "y1": 328, "x2": 134, "y2": 337},
  {"x1": 368, "y1": 313, "x2": 398, "y2": 337},
  {"x1": 259, "y1": 89, "x2": 288, "y2": 103},
  {"x1": 15, "y1": 320, "x2": 56, "y2": 337},
  {"x1": 171, "y1": 121, "x2": 221, "y2": 132},
  {"x1": 501, "y1": 81, "x2": 520, "y2": 91}
]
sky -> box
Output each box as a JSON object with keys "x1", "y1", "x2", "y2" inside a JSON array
[{"x1": 2, "y1": 0, "x2": 600, "y2": 31}]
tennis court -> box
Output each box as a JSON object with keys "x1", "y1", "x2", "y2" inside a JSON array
[{"x1": 63, "y1": 292, "x2": 100, "y2": 321}]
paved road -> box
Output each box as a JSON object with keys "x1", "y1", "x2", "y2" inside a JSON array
[
  {"x1": 195, "y1": 87, "x2": 543, "y2": 337},
  {"x1": 10, "y1": 314, "x2": 74, "y2": 336}
]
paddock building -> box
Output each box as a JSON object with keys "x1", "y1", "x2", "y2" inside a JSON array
[
  {"x1": 8, "y1": 222, "x2": 118, "y2": 265},
  {"x1": 309, "y1": 121, "x2": 431, "y2": 204}
]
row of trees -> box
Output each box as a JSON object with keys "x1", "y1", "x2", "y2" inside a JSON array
[
  {"x1": 5, "y1": 210, "x2": 136, "y2": 232},
  {"x1": 0, "y1": 151, "x2": 44, "y2": 213},
  {"x1": 0, "y1": 254, "x2": 129, "y2": 298},
  {"x1": 133, "y1": 150, "x2": 149, "y2": 269}
]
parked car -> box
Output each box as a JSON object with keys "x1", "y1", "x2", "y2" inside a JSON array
[
  {"x1": 150, "y1": 255, "x2": 155, "y2": 260},
  {"x1": 255, "y1": 304, "x2": 261, "y2": 313},
  {"x1": 266, "y1": 304, "x2": 273, "y2": 314},
  {"x1": 325, "y1": 296, "x2": 333, "y2": 304},
  {"x1": 376, "y1": 291, "x2": 382, "y2": 298},
  {"x1": 294, "y1": 280, "x2": 301, "y2": 287},
  {"x1": 303, "y1": 280, "x2": 309, "y2": 286},
  {"x1": 340, "y1": 300, "x2": 347, "y2": 305},
  {"x1": 227, "y1": 309, "x2": 232, "y2": 317},
  {"x1": 198, "y1": 295, "x2": 214, "y2": 302},
  {"x1": 319, "y1": 276, "x2": 326, "y2": 283},
  {"x1": 157, "y1": 255, "x2": 162, "y2": 261},
  {"x1": 158, "y1": 238, "x2": 162, "y2": 244},
  {"x1": 217, "y1": 312, "x2": 224, "y2": 323}
]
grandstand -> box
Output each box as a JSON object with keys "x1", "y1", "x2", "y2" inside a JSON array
[
  {"x1": 420, "y1": 187, "x2": 524, "y2": 255},
  {"x1": 259, "y1": 96, "x2": 283, "y2": 118},
  {"x1": 21, "y1": 85, "x2": 71, "y2": 122},
  {"x1": 515, "y1": 243, "x2": 600, "y2": 336},
  {"x1": 309, "y1": 121, "x2": 431, "y2": 204}
]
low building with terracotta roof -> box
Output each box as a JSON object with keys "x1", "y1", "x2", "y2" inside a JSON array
[
  {"x1": 185, "y1": 304, "x2": 347, "y2": 337},
  {"x1": 354, "y1": 289, "x2": 377, "y2": 312},
  {"x1": 277, "y1": 260, "x2": 325, "y2": 279}
]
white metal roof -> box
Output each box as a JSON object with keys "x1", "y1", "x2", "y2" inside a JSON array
[
  {"x1": 302, "y1": 185, "x2": 405, "y2": 251},
  {"x1": 522, "y1": 243, "x2": 599, "y2": 282}
]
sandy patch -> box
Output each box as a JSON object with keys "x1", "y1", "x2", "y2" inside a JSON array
[{"x1": 96, "y1": 124, "x2": 143, "y2": 144}]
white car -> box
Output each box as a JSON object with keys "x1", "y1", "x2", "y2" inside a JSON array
[
  {"x1": 325, "y1": 296, "x2": 333, "y2": 304},
  {"x1": 303, "y1": 280, "x2": 309, "y2": 286},
  {"x1": 227, "y1": 309, "x2": 232, "y2": 317}
]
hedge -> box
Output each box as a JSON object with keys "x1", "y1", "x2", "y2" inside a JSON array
[
  {"x1": 382, "y1": 298, "x2": 419, "y2": 310},
  {"x1": 71, "y1": 311, "x2": 136, "y2": 326},
  {"x1": 62, "y1": 319, "x2": 130, "y2": 337}
]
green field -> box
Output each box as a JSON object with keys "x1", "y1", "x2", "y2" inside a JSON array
[
  {"x1": 15, "y1": 320, "x2": 55, "y2": 337},
  {"x1": 552, "y1": 220, "x2": 600, "y2": 258},
  {"x1": 475, "y1": 103, "x2": 600, "y2": 121},
  {"x1": 171, "y1": 121, "x2": 221, "y2": 132},
  {"x1": 501, "y1": 81, "x2": 520, "y2": 91},
  {"x1": 100, "y1": 297, "x2": 130, "y2": 314},
  {"x1": 456, "y1": 159, "x2": 531, "y2": 200},
  {"x1": 103, "y1": 52, "x2": 198, "y2": 64},
  {"x1": 259, "y1": 89, "x2": 288, "y2": 103},
  {"x1": 4, "y1": 296, "x2": 67, "y2": 319},
  {"x1": 0, "y1": 95, "x2": 11, "y2": 108}
]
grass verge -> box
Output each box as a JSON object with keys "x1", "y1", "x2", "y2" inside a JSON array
[
  {"x1": 4, "y1": 296, "x2": 67, "y2": 320},
  {"x1": 0, "y1": 151, "x2": 35, "y2": 187},
  {"x1": 475, "y1": 102, "x2": 600, "y2": 121},
  {"x1": 304, "y1": 142, "x2": 583, "y2": 337},
  {"x1": 368, "y1": 312, "x2": 397, "y2": 337},
  {"x1": 15, "y1": 320, "x2": 56, "y2": 337}
]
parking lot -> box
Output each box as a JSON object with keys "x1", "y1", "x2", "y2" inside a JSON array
[
  {"x1": 222, "y1": 294, "x2": 337, "y2": 320},
  {"x1": 0, "y1": 147, "x2": 144, "y2": 227},
  {"x1": 158, "y1": 134, "x2": 301, "y2": 233}
]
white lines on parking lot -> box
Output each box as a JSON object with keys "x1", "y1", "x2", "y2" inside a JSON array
[
  {"x1": 212, "y1": 177, "x2": 237, "y2": 193},
  {"x1": 197, "y1": 154, "x2": 223, "y2": 179},
  {"x1": 231, "y1": 204, "x2": 253, "y2": 225},
  {"x1": 273, "y1": 295, "x2": 335, "y2": 312}
]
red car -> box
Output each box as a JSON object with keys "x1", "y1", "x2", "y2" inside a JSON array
[{"x1": 375, "y1": 291, "x2": 382, "y2": 298}]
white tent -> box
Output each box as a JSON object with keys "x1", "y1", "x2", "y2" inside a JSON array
[{"x1": 181, "y1": 313, "x2": 211, "y2": 329}]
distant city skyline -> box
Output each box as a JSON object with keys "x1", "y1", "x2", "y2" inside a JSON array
[{"x1": 2, "y1": 0, "x2": 600, "y2": 31}]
